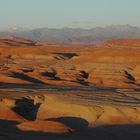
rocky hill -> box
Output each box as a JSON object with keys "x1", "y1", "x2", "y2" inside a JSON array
[{"x1": 0, "y1": 37, "x2": 140, "y2": 140}]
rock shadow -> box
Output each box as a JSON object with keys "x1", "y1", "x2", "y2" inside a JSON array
[
  {"x1": 9, "y1": 71, "x2": 45, "y2": 84},
  {"x1": 53, "y1": 53, "x2": 78, "y2": 59},
  {"x1": 47, "y1": 117, "x2": 89, "y2": 130},
  {"x1": 12, "y1": 98, "x2": 41, "y2": 120},
  {"x1": 41, "y1": 71, "x2": 60, "y2": 80}
]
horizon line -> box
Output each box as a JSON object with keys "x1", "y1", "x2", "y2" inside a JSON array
[{"x1": 0, "y1": 24, "x2": 140, "y2": 32}]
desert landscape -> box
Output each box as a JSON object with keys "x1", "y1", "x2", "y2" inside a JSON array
[
  {"x1": 0, "y1": 36, "x2": 140, "y2": 140},
  {"x1": 1, "y1": 0, "x2": 140, "y2": 139}
]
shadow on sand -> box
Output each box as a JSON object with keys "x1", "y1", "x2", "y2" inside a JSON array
[{"x1": 0, "y1": 118, "x2": 140, "y2": 140}]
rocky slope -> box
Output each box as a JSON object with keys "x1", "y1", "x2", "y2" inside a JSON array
[
  {"x1": 0, "y1": 37, "x2": 140, "y2": 88},
  {"x1": 0, "y1": 92, "x2": 139, "y2": 140}
]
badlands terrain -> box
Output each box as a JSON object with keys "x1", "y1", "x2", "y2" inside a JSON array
[{"x1": 0, "y1": 36, "x2": 140, "y2": 139}]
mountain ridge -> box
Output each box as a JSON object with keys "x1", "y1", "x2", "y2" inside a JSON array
[{"x1": 0, "y1": 25, "x2": 140, "y2": 44}]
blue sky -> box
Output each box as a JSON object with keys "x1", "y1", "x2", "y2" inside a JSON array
[{"x1": 0, "y1": 0, "x2": 140, "y2": 30}]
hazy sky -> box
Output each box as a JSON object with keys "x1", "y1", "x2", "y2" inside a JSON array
[{"x1": 0, "y1": 0, "x2": 140, "y2": 30}]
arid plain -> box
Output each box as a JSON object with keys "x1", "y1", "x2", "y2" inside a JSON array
[{"x1": 0, "y1": 36, "x2": 140, "y2": 140}]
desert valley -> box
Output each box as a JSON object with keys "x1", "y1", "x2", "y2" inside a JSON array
[{"x1": 0, "y1": 36, "x2": 140, "y2": 139}]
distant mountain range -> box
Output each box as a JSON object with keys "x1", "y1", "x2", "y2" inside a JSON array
[{"x1": 0, "y1": 25, "x2": 140, "y2": 44}]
